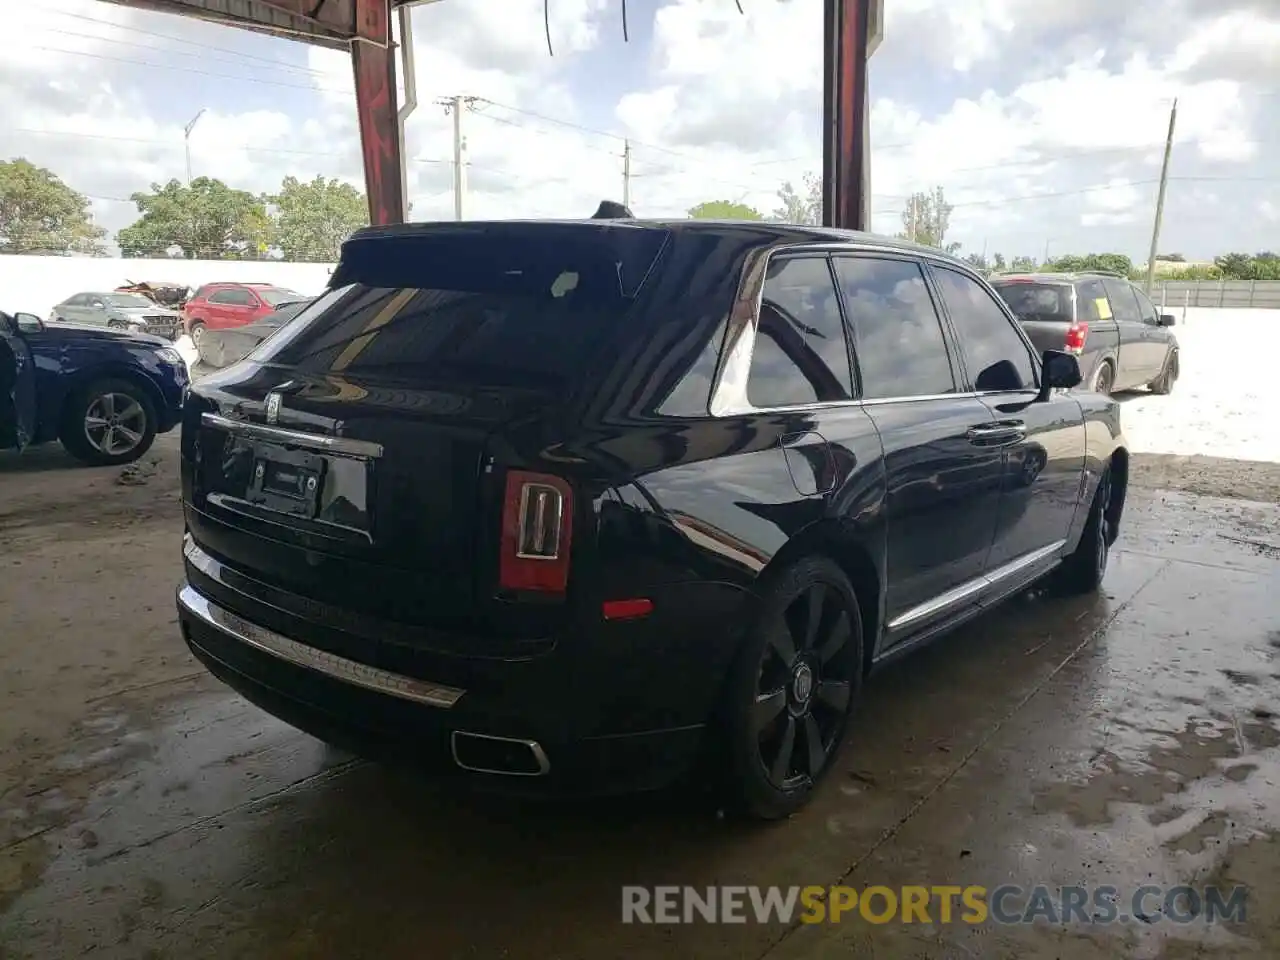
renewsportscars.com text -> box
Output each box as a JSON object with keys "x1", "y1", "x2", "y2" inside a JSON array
[{"x1": 621, "y1": 884, "x2": 1247, "y2": 926}]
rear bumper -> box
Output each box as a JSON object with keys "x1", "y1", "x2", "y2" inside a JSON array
[
  {"x1": 178, "y1": 583, "x2": 707, "y2": 796},
  {"x1": 175, "y1": 539, "x2": 749, "y2": 797}
]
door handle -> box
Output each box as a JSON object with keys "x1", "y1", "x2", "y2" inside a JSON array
[{"x1": 966, "y1": 421, "x2": 1026, "y2": 446}]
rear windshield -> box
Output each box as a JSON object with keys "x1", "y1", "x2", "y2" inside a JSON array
[
  {"x1": 250, "y1": 225, "x2": 669, "y2": 386},
  {"x1": 258, "y1": 287, "x2": 303, "y2": 307},
  {"x1": 991, "y1": 281, "x2": 1074, "y2": 322}
]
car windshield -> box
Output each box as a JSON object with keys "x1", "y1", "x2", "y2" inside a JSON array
[
  {"x1": 258, "y1": 288, "x2": 303, "y2": 307},
  {"x1": 991, "y1": 281, "x2": 1074, "y2": 322},
  {"x1": 249, "y1": 224, "x2": 669, "y2": 388},
  {"x1": 104, "y1": 294, "x2": 154, "y2": 308}
]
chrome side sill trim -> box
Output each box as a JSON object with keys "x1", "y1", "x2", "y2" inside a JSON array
[
  {"x1": 201, "y1": 412, "x2": 383, "y2": 459},
  {"x1": 451, "y1": 731, "x2": 551, "y2": 777},
  {"x1": 887, "y1": 539, "x2": 1067, "y2": 632},
  {"x1": 178, "y1": 583, "x2": 465, "y2": 708}
]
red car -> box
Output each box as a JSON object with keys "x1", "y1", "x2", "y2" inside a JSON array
[{"x1": 182, "y1": 283, "x2": 305, "y2": 345}]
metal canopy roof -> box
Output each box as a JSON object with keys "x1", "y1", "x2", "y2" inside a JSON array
[{"x1": 95, "y1": 0, "x2": 433, "y2": 49}]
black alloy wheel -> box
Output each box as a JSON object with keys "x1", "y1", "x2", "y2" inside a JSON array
[
  {"x1": 1056, "y1": 467, "x2": 1114, "y2": 595},
  {"x1": 723, "y1": 556, "x2": 863, "y2": 820}
]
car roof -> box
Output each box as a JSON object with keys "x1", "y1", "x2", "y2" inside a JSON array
[
  {"x1": 992, "y1": 272, "x2": 1128, "y2": 285},
  {"x1": 344, "y1": 218, "x2": 978, "y2": 272}
]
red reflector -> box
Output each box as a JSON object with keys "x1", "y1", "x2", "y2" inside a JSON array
[{"x1": 602, "y1": 598, "x2": 653, "y2": 621}]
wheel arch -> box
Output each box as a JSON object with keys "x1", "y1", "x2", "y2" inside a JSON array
[
  {"x1": 756, "y1": 520, "x2": 884, "y2": 677},
  {"x1": 57, "y1": 363, "x2": 165, "y2": 431}
]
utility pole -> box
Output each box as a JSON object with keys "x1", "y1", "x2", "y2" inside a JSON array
[
  {"x1": 1144, "y1": 98, "x2": 1178, "y2": 295},
  {"x1": 438, "y1": 96, "x2": 470, "y2": 220},
  {"x1": 452, "y1": 95, "x2": 466, "y2": 220},
  {"x1": 183, "y1": 108, "x2": 205, "y2": 184},
  {"x1": 622, "y1": 140, "x2": 632, "y2": 209}
]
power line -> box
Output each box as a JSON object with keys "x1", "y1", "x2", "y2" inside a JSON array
[
  {"x1": 35, "y1": 8, "x2": 338, "y2": 79},
  {"x1": 25, "y1": 44, "x2": 350, "y2": 94}
]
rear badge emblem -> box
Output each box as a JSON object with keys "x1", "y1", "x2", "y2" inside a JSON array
[{"x1": 266, "y1": 392, "x2": 282, "y2": 424}]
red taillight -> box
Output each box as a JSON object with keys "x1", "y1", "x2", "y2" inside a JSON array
[
  {"x1": 499, "y1": 470, "x2": 573, "y2": 594},
  {"x1": 1065, "y1": 322, "x2": 1089, "y2": 353}
]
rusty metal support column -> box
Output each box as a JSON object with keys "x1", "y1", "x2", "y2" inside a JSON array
[
  {"x1": 822, "y1": 0, "x2": 871, "y2": 231},
  {"x1": 351, "y1": 0, "x2": 404, "y2": 226}
]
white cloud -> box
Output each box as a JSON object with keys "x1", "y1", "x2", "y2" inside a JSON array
[{"x1": 1, "y1": 0, "x2": 1276, "y2": 263}]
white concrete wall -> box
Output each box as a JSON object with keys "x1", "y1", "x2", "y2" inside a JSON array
[
  {"x1": 2, "y1": 255, "x2": 336, "y2": 320},
  {"x1": 1119, "y1": 308, "x2": 1279, "y2": 463}
]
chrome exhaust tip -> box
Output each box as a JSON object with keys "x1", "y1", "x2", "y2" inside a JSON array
[{"x1": 451, "y1": 731, "x2": 550, "y2": 777}]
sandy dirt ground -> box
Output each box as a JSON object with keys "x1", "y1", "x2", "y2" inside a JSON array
[{"x1": 1, "y1": 321, "x2": 1278, "y2": 958}]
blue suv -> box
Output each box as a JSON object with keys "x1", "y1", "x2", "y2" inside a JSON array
[{"x1": 1, "y1": 309, "x2": 189, "y2": 466}]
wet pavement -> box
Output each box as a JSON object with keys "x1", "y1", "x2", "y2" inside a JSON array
[{"x1": 1, "y1": 456, "x2": 1278, "y2": 958}]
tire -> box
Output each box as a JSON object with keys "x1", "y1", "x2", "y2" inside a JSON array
[
  {"x1": 720, "y1": 556, "x2": 864, "y2": 820},
  {"x1": 107, "y1": 319, "x2": 125, "y2": 330},
  {"x1": 1091, "y1": 360, "x2": 1115, "y2": 396},
  {"x1": 189, "y1": 321, "x2": 207, "y2": 346},
  {"x1": 1149, "y1": 351, "x2": 1177, "y2": 395},
  {"x1": 1055, "y1": 467, "x2": 1114, "y2": 595},
  {"x1": 60, "y1": 377, "x2": 158, "y2": 466}
]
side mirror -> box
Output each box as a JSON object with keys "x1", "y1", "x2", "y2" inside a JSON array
[
  {"x1": 1038, "y1": 349, "x2": 1081, "y2": 400},
  {"x1": 13, "y1": 312, "x2": 44, "y2": 334},
  {"x1": 1157, "y1": 314, "x2": 1176, "y2": 327}
]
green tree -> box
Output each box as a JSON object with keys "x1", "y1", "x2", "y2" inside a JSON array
[
  {"x1": 991, "y1": 252, "x2": 1008, "y2": 272},
  {"x1": 1009, "y1": 255, "x2": 1037, "y2": 272},
  {"x1": 1045, "y1": 253, "x2": 1134, "y2": 276},
  {"x1": 773, "y1": 173, "x2": 822, "y2": 225},
  {"x1": 116, "y1": 177, "x2": 270, "y2": 259},
  {"x1": 0, "y1": 158, "x2": 105, "y2": 255},
  {"x1": 270, "y1": 175, "x2": 368, "y2": 261},
  {"x1": 899, "y1": 186, "x2": 953, "y2": 248},
  {"x1": 687, "y1": 199, "x2": 764, "y2": 221}
]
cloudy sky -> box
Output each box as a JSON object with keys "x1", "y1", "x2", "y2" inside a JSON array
[{"x1": 4, "y1": 0, "x2": 1277, "y2": 262}]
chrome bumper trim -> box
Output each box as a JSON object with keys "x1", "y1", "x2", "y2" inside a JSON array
[
  {"x1": 177, "y1": 582, "x2": 465, "y2": 709},
  {"x1": 200, "y1": 412, "x2": 383, "y2": 459}
]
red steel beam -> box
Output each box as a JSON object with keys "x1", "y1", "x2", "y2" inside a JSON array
[
  {"x1": 351, "y1": 0, "x2": 403, "y2": 224},
  {"x1": 822, "y1": 0, "x2": 871, "y2": 231}
]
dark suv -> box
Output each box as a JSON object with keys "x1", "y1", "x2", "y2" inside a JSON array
[
  {"x1": 175, "y1": 217, "x2": 1127, "y2": 818},
  {"x1": 991, "y1": 272, "x2": 1179, "y2": 395},
  {"x1": 1, "y1": 309, "x2": 188, "y2": 465}
]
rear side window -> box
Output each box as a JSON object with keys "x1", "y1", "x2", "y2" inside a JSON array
[
  {"x1": 1101, "y1": 278, "x2": 1142, "y2": 324},
  {"x1": 833, "y1": 256, "x2": 956, "y2": 399},
  {"x1": 1075, "y1": 279, "x2": 1107, "y2": 322},
  {"x1": 253, "y1": 225, "x2": 670, "y2": 388},
  {"x1": 746, "y1": 256, "x2": 852, "y2": 408},
  {"x1": 932, "y1": 267, "x2": 1037, "y2": 392},
  {"x1": 992, "y1": 281, "x2": 1074, "y2": 323}
]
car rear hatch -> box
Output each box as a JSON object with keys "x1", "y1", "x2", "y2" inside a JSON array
[
  {"x1": 183, "y1": 221, "x2": 669, "y2": 640},
  {"x1": 991, "y1": 278, "x2": 1080, "y2": 353}
]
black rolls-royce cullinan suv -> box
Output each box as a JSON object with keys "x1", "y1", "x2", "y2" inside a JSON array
[{"x1": 176, "y1": 214, "x2": 1128, "y2": 819}]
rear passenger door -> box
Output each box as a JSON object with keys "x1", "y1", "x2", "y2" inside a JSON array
[
  {"x1": 1100, "y1": 277, "x2": 1155, "y2": 388},
  {"x1": 929, "y1": 265, "x2": 1083, "y2": 585},
  {"x1": 831, "y1": 254, "x2": 1006, "y2": 646}
]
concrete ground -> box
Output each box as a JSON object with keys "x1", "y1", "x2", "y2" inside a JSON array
[
  {"x1": 2, "y1": 320, "x2": 1280, "y2": 957},
  {"x1": 1, "y1": 441, "x2": 1278, "y2": 959}
]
